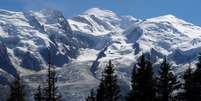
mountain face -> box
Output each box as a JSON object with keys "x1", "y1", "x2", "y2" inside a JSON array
[
  {"x1": 69, "y1": 8, "x2": 140, "y2": 36},
  {"x1": 0, "y1": 8, "x2": 201, "y2": 101}
]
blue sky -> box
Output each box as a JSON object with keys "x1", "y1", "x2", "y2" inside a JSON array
[{"x1": 0, "y1": 0, "x2": 200, "y2": 26}]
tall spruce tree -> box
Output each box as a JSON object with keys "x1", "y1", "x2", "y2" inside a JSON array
[
  {"x1": 96, "y1": 60, "x2": 121, "y2": 101},
  {"x1": 86, "y1": 89, "x2": 96, "y2": 101},
  {"x1": 43, "y1": 49, "x2": 61, "y2": 101},
  {"x1": 126, "y1": 63, "x2": 137, "y2": 101},
  {"x1": 96, "y1": 76, "x2": 105, "y2": 101},
  {"x1": 157, "y1": 57, "x2": 180, "y2": 101},
  {"x1": 182, "y1": 64, "x2": 194, "y2": 101},
  {"x1": 7, "y1": 74, "x2": 26, "y2": 101},
  {"x1": 127, "y1": 54, "x2": 156, "y2": 101},
  {"x1": 34, "y1": 85, "x2": 43, "y2": 101},
  {"x1": 190, "y1": 53, "x2": 201, "y2": 101}
]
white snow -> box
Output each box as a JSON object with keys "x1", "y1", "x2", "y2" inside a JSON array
[
  {"x1": 68, "y1": 8, "x2": 140, "y2": 36},
  {"x1": 76, "y1": 48, "x2": 98, "y2": 62}
]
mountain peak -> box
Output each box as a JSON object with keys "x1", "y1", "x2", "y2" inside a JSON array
[
  {"x1": 160, "y1": 14, "x2": 176, "y2": 18},
  {"x1": 145, "y1": 14, "x2": 191, "y2": 25},
  {"x1": 158, "y1": 14, "x2": 181, "y2": 20},
  {"x1": 147, "y1": 14, "x2": 178, "y2": 21},
  {"x1": 82, "y1": 7, "x2": 117, "y2": 17}
]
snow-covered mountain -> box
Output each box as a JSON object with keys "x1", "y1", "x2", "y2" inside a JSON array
[
  {"x1": 69, "y1": 8, "x2": 140, "y2": 36},
  {"x1": 0, "y1": 7, "x2": 201, "y2": 101}
]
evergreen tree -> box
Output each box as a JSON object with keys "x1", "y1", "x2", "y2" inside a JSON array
[
  {"x1": 43, "y1": 49, "x2": 61, "y2": 101},
  {"x1": 127, "y1": 54, "x2": 156, "y2": 101},
  {"x1": 126, "y1": 64, "x2": 137, "y2": 101},
  {"x1": 34, "y1": 85, "x2": 43, "y2": 101},
  {"x1": 86, "y1": 89, "x2": 96, "y2": 101},
  {"x1": 157, "y1": 57, "x2": 181, "y2": 101},
  {"x1": 96, "y1": 60, "x2": 121, "y2": 101},
  {"x1": 96, "y1": 77, "x2": 105, "y2": 101},
  {"x1": 190, "y1": 53, "x2": 201, "y2": 101},
  {"x1": 182, "y1": 64, "x2": 194, "y2": 101},
  {"x1": 7, "y1": 74, "x2": 26, "y2": 101}
]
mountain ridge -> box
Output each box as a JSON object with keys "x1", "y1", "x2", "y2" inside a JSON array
[{"x1": 0, "y1": 8, "x2": 201, "y2": 101}]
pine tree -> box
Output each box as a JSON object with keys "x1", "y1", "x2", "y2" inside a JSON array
[
  {"x1": 190, "y1": 53, "x2": 201, "y2": 101},
  {"x1": 157, "y1": 57, "x2": 181, "y2": 101},
  {"x1": 127, "y1": 54, "x2": 156, "y2": 101},
  {"x1": 43, "y1": 49, "x2": 61, "y2": 101},
  {"x1": 86, "y1": 89, "x2": 96, "y2": 101},
  {"x1": 96, "y1": 60, "x2": 121, "y2": 101},
  {"x1": 7, "y1": 74, "x2": 26, "y2": 101},
  {"x1": 182, "y1": 64, "x2": 194, "y2": 101},
  {"x1": 96, "y1": 77, "x2": 105, "y2": 101},
  {"x1": 34, "y1": 85, "x2": 43, "y2": 101},
  {"x1": 126, "y1": 64, "x2": 137, "y2": 101}
]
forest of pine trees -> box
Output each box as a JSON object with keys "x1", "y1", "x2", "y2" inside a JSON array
[
  {"x1": 156, "y1": 57, "x2": 181, "y2": 101},
  {"x1": 5, "y1": 50, "x2": 201, "y2": 101},
  {"x1": 127, "y1": 54, "x2": 156, "y2": 101},
  {"x1": 86, "y1": 53, "x2": 201, "y2": 101}
]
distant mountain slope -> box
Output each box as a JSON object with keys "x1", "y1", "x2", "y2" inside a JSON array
[
  {"x1": 0, "y1": 9, "x2": 82, "y2": 76},
  {"x1": 125, "y1": 14, "x2": 201, "y2": 65},
  {"x1": 68, "y1": 8, "x2": 140, "y2": 36},
  {"x1": 0, "y1": 8, "x2": 201, "y2": 101}
]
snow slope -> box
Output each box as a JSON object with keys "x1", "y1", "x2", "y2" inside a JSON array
[
  {"x1": 125, "y1": 14, "x2": 201, "y2": 65},
  {"x1": 68, "y1": 8, "x2": 140, "y2": 36},
  {"x1": 0, "y1": 8, "x2": 201, "y2": 101}
]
